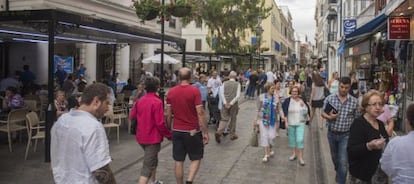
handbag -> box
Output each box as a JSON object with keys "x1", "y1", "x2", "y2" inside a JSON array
[
  {"x1": 371, "y1": 164, "x2": 388, "y2": 184},
  {"x1": 249, "y1": 127, "x2": 259, "y2": 147},
  {"x1": 130, "y1": 118, "x2": 137, "y2": 135},
  {"x1": 279, "y1": 118, "x2": 286, "y2": 129}
]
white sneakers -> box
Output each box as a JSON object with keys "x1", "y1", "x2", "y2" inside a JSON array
[{"x1": 262, "y1": 155, "x2": 269, "y2": 162}]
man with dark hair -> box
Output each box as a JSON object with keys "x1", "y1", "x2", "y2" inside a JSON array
[
  {"x1": 166, "y1": 67, "x2": 209, "y2": 184},
  {"x1": 322, "y1": 76, "x2": 358, "y2": 184},
  {"x1": 51, "y1": 83, "x2": 116, "y2": 184},
  {"x1": 130, "y1": 77, "x2": 171, "y2": 184}
]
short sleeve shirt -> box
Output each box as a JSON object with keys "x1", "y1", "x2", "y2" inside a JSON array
[
  {"x1": 51, "y1": 110, "x2": 111, "y2": 184},
  {"x1": 323, "y1": 94, "x2": 358, "y2": 132},
  {"x1": 207, "y1": 77, "x2": 222, "y2": 97},
  {"x1": 166, "y1": 85, "x2": 202, "y2": 131}
]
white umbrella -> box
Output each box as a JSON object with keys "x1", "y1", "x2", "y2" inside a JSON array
[{"x1": 142, "y1": 53, "x2": 180, "y2": 64}]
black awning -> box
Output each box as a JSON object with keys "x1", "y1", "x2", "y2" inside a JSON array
[{"x1": 0, "y1": 9, "x2": 186, "y2": 46}]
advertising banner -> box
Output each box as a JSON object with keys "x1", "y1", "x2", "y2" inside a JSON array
[
  {"x1": 388, "y1": 17, "x2": 410, "y2": 40},
  {"x1": 54, "y1": 55, "x2": 74, "y2": 73},
  {"x1": 344, "y1": 19, "x2": 357, "y2": 35}
]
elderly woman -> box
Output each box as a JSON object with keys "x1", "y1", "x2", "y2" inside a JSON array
[
  {"x1": 347, "y1": 90, "x2": 389, "y2": 183},
  {"x1": 380, "y1": 103, "x2": 414, "y2": 183},
  {"x1": 254, "y1": 83, "x2": 283, "y2": 162},
  {"x1": 5, "y1": 86, "x2": 25, "y2": 110},
  {"x1": 282, "y1": 86, "x2": 309, "y2": 166}
]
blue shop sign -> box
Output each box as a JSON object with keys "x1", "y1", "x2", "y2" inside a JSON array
[
  {"x1": 344, "y1": 19, "x2": 357, "y2": 36},
  {"x1": 54, "y1": 55, "x2": 74, "y2": 73}
]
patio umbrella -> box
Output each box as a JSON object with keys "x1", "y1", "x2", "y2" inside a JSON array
[{"x1": 142, "y1": 53, "x2": 180, "y2": 64}]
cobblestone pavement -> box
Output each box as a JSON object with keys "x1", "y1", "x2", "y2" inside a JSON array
[{"x1": 0, "y1": 98, "x2": 331, "y2": 184}]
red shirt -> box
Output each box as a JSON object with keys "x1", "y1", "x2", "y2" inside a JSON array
[
  {"x1": 129, "y1": 93, "x2": 171, "y2": 144},
  {"x1": 166, "y1": 84, "x2": 202, "y2": 131}
]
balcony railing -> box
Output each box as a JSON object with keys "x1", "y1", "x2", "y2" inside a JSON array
[{"x1": 328, "y1": 32, "x2": 337, "y2": 42}]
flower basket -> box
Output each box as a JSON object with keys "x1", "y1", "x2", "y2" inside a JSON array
[
  {"x1": 134, "y1": 0, "x2": 161, "y2": 21},
  {"x1": 169, "y1": 5, "x2": 192, "y2": 17}
]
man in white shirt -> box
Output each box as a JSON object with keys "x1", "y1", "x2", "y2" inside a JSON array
[
  {"x1": 51, "y1": 83, "x2": 116, "y2": 184},
  {"x1": 207, "y1": 71, "x2": 222, "y2": 97},
  {"x1": 266, "y1": 70, "x2": 275, "y2": 84},
  {"x1": 0, "y1": 74, "x2": 21, "y2": 94},
  {"x1": 215, "y1": 71, "x2": 241, "y2": 143}
]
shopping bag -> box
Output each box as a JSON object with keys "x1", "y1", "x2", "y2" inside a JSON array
[
  {"x1": 249, "y1": 128, "x2": 259, "y2": 147},
  {"x1": 130, "y1": 118, "x2": 137, "y2": 135}
]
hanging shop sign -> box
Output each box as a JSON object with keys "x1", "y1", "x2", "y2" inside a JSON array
[
  {"x1": 344, "y1": 19, "x2": 357, "y2": 36},
  {"x1": 388, "y1": 17, "x2": 410, "y2": 40},
  {"x1": 54, "y1": 55, "x2": 74, "y2": 73}
]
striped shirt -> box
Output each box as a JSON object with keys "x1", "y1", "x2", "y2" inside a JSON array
[{"x1": 323, "y1": 93, "x2": 358, "y2": 132}]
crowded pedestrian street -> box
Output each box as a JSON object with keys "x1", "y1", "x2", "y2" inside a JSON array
[{"x1": 0, "y1": 98, "x2": 335, "y2": 184}]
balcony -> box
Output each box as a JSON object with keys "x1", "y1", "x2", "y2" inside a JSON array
[
  {"x1": 328, "y1": 32, "x2": 337, "y2": 42},
  {"x1": 328, "y1": 0, "x2": 338, "y2": 3}
]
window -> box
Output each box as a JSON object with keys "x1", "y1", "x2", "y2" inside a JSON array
[
  {"x1": 353, "y1": 1, "x2": 358, "y2": 16},
  {"x1": 169, "y1": 18, "x2": 176, "y2": 28},
  {"x1": 196, "y1": 20, "x2": 202, "y2": 28},
  {"x1": 361, "y1": 0, "x2": 366, "y2": 10},
  {"x1": 195, "y1": 39, "x2": 202, "y2": 51}
]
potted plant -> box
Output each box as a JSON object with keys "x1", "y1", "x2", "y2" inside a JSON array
[
  {"x1": 133, "y1": 0, "x2": 161, "y2": 21},
  {"x1": 169, "y1": 0, "x2": 192, "y2": 17}
]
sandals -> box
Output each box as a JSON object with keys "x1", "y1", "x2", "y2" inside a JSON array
[{"x1": 262, "y1": 155, "x2": 269, "y2": 162}]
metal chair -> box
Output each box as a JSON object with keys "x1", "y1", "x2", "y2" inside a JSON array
[
  {"x1": 0, "y1": 108, "x2": 28, "y2": 152},
  {"x1": 25, "y1": 112, "x2": 45, "y2": 160}
]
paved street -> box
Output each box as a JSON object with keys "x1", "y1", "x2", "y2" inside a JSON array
[{"x1": 0, "y1": 98, "x2": 334, "y2": 184}]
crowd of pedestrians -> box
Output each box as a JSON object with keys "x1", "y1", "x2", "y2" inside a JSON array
[{"x1": 5, "y1": 62, "x2": 411, "y2": 184}]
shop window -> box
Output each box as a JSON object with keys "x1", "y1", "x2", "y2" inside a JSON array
[{"x1": 195, "y1": 39, "x2": 202, "y2": 51}]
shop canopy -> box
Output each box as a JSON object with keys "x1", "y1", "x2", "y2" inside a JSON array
[
  {"x1": 345, "y1": 13, "x2": 387, "y2": 41},
  {"x1": 0, "y1": 9, "x2": 186, "y2": 46}
]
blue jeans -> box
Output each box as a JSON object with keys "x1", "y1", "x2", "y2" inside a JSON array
[
  {"x1": 327, "y1": 131, "x2": 349, "y2": 184},
  {"x1": 246, "y1": 84, "x2": 256, "y2": 97}
]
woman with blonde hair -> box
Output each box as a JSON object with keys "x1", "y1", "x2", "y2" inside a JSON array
[
  {"x1": 328, "y1": 71, "x2": 339, "y2": 94},
  {"x1": 54, "y1": 90, "x2": 67, "y2": 118},
  {"x1": 347, "y1": 90, "x2": 389, "y2": 183},
  {"x1": 255, "y1": 82, "x2": 283, "y2": 162},
  {"x1": 282, "y1": 86, "x2": 310, "y2": 166}
]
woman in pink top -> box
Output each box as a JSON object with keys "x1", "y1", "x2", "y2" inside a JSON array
[
  {"x1": 377, "y1": 93, "x2": 395, "y2": 137},
  {"x1": 129, "y1": 77, "x2": 171, "y2": 184}
]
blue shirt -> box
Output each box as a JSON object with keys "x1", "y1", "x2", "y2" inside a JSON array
[
  {"x1": 192, "y1": 82, "x2": 208, "y2": 101},
  {"x1": 323, "y1": 93, "x2": 358, "y2": 132}
]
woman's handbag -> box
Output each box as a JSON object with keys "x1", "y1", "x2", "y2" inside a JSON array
[
  {"x1": 249, "y1": 127, "x2": 259, "y2": 147},
  {"x1": 371, "y1": 164, "x2": 388, "y2": 184}
]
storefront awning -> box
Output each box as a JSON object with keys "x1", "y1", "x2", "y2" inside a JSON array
[{"x1": 345, "y1": 13, "x2": 387, "y2": 41}]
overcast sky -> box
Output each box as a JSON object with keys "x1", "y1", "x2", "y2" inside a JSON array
[{"x1": 276, "y1": 0, "x2": 316, "y2": 43}]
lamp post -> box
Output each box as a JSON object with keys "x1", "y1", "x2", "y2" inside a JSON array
[
  {"x1": 255, "y1": 17, "x2": 264, "y2": 70},
  {"x1": 159, "y1": 0, "x2": 165, "y2": 103}
]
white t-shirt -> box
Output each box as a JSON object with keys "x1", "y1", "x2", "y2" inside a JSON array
[
  {"x1": 51, "y1": 109, "x2": 111, "y2": 184},
  {"x1": 207, "y1": 77, "x2": 222, "y2": 97},
  {"x1": 266, "y1": 71, "x2": 275, "y2": 83}
]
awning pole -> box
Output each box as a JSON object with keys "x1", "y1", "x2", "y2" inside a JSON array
[{"x1": 45, "y1": 16, "x2": 56, "y2": 163}]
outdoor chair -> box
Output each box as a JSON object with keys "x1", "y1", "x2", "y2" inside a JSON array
[
  {"x1": 0, "y1": 108, "x2": 28, "y2": 152},
  {"x1": 103, "y1": 105, "x2": 126, "y2": 144},
  {"x1": 25, "y1": 112, "x2": 45, "y2": 160}
]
